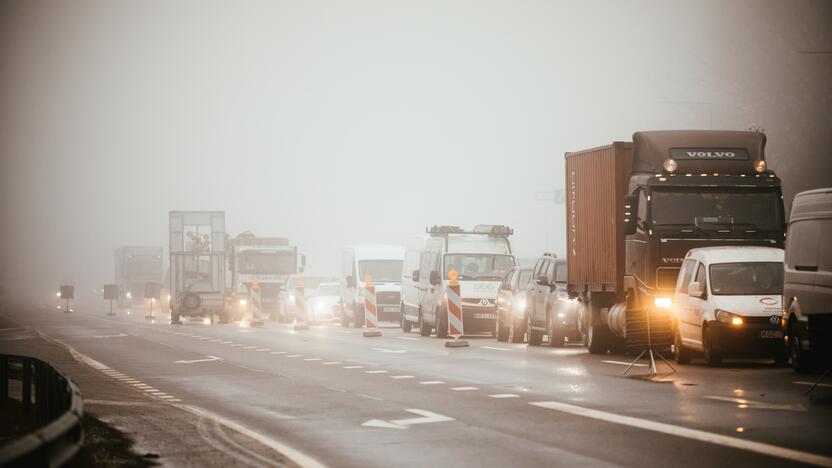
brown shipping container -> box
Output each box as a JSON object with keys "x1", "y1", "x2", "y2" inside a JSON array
[{"x1": 565, "y1": 142, "x2": 633, "y2": 294}]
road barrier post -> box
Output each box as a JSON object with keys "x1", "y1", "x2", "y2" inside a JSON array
[
  {"x1": 445, "y1": 270, "x2": 468, "y2": 348},
  {"x1": 363, "y1": 274, "x2": 382, "y2": 337},
  {"x1": 293, "y1": 276, "x2": 309, "y2": 330},
  {"x1": 250, "y1": 279, "x2": 264, "y2": 327}
]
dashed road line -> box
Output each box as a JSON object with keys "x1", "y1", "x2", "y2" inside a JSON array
[
  {"x1": 343, "y1": 365, "x2": 363, "y2": 369},
  {"x1": 450, "y1": 387, "x2": 479, "y2": 391},
  {"x1": 231, "y1": 344, "x2": 244, "y2": 347},
  {"x1": 419, "y1": 381, "x2": 445, "y2": 385},
  {"x1": 243, "y1": 346, "x2": 257, "y2": 349},
  {"x1": 257, "y1": 348, "x2": 271, "y2": 352},
  {"x1": 270, "y1": 351, "x2": 286, "y2": 355},
  {"x1": 323, "y1": 361, "x2": 341, "y2": 365},
  {"x1": 391, "y1": 375, "x2": 414, "y2": 379},
  {"x1": 481, "y1": 346, "x2": 511, "y2": 352},
  {"x1": 219, "y1": 341, "x2": 232, "y2": 344},
  {"x1": 489, "y1": 394, "x2": 520, "y2": 398},
  {"x1": 396, "y1": 336, "x2": 420, "y2": 341},
  {"x1": 366, "y1": 370, "x2": 388, "y2": 374},
  {"x1": 793, "y1": 381, "x2": 832, "y2": 389},
  {"x1": 287, "y1": 354, "x2": 303, "y2": 358},
  {"x1": 304, "y1": 358, "x2": 322, "y2": 361}
]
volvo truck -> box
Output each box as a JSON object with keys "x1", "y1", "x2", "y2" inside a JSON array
[
  {"x1": 566, "y1": 131, "x2": 785, "y2": 354},
  {"x1": 115, "y1": 246, "x2": 163, "y2": 308}
]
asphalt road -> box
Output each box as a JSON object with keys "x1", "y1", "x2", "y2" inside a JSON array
[{"x1": 6, "y1": 305, "x2": 832, "y2": 468}]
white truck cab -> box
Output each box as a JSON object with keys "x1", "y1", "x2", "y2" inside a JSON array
[
  {"x1": 673, "y1": 246, "x2": 785, "y2": 366},
  {"x1": 339, "y1": 245, "x2": 405, "y2": 327},
  {"x1": 414, "y1": 225, "x2": 516, "y2": 337}
]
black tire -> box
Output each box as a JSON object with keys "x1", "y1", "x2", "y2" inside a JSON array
[
  {"x1": 527, "y1": 316, "x2": 543, "y2": 346},
  {"x1": 340, "y1": 310, "x2": 349, "y2": 327},
  {"x1": 418, "y1": 311, "x2": 431, "y2": 337},
  {"x1": 436, "y1": 309, "x2": 449, "y2": 338},
  {"x1": 790, "y1": 328, "x2": 810, "y2": 373},
  {"x1": 586, "y1": 321, "x2": 609, "y2": 355},
  {"x1": 171, "y1": 311, "x2": 182, "y2": 324},
  {"x1": 547, "y1": 313, "x2": 565, "y2": 347},
  {"x1": 496, "y1": 314, "x2": 509, "y2": 342},
  {"x1": 353, "y1": 306, "x2": 363, "y2": 328},
  {"x1": 508, "y1": 315, "x2": 524, "y2": 343},
  {"x1": 674, "y1": 326, "x2": 691, "y2": 365},
  {"x1": 703, "y1": 325, "x2": 722, "y2": 367},
  {"x1": 401, "y1": 306, "x2": 413, "y2": 333}
]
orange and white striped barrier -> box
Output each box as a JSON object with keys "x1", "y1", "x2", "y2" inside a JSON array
[
  {"x1": 293, "y1": 276, "x2": 309, "y2": 330},
  {"x1": 250, "y1": 280, "x2": 264, "y2": 327},
  {"x1": 445, "y1": 270, "x2": 468, "y2": 348},
  {"x1": 363, "y1": 274, "x2": 382, "y2": 337}
]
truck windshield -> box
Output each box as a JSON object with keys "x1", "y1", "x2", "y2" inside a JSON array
[
  {"x1": 651, "y1": 190, "x2": 783, "y2": 231},
  {"x1": 315, "y1": 285, "x2": 340, "y2": 296},
  {"x1": 239, "y1": 252, "x2": 296, "y2": 274},
  {"x1": 126, "y1": 259, "x2": 161, "y2": 278},
  {"x1": 359, "y1": 260, "x2": 403, "y2": 283},
  {"x1": 709, "y1": 262, "x2": 783, "y2": 296},
  {"x1": 444, "y1": 254, "x2": 516, "y2": 281}
]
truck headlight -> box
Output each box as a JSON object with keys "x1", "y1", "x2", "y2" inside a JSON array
[
  {"x1": 654, "y1": 297, "x2": 672, "y2": 309},
  {"x1": 663, "y1": 158, "x2": 678, "y2": 173},
  {"x1": 716, "y1": 309, "x2": 743, "y2": 326},
  {"x1": 754, "y1": 159, "x2": 766, "y2": 173}
]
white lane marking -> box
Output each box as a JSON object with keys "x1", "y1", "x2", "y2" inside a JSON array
[
  {"x1": 133, "y1": 383, "x2": 151, "y2": 388},
  {"x1": 603, "y1": 360, "x2": 648, "y2": 367},
  {"x1": 257, "y1": 348, "x2": 271, "y2": 352},
  {"x1": 343, "y1": 365, "x2": 363, "y2": 369},
  {"x1": 396, "y1": 336, "x2": 420, "y2": 341},
  {"x1": 480, "y1": 346, "x2": 511, "y2": 352},
  {"x1": 287, "y1": 354, "x2": 303, "y2": 358},
  {"x1": 450, "y1": 387, "x2": 479, "y2": 391},
  {"x1": 175, "y1": 355, "x2": 222, "y2": 364},
  {"x1": 142, "y1": 388, "x2": 158, "y2": 393},
  {"x1": 167, "y1": 399, "x2": 182, "y2": 402},
  {"x1": 209, "y1": 339, "x2": 221, "y2": 342},
  {"x1": 370, "y1": 347, "x2": 407, "y2": 354},
  {"x1": 178, "y1": 404, "x2": 326, "y2": 468},
  {"x1": 391, "y1": 375, "x2": 414, "y2": 379},
  {"x1": 419, "y1": 381, "x2": 444, "y2": 385},
  {"x1": 243, "y1": 346, "x2": 257, "y2": 349},
  {"x1": 304, "y1": 358, "x2": 322, "y2": 361},
  {"x1": 489, "y1": 394, "x2": 520, "y2": 398},
  {"x1": 794, "y1": 381, "x2": 832, "y2": 389},
  {"x1": 270, "y1": 351, "x2": 286, "y2": 355},
  {"x1": 702, "y1": 396, "x2": 807, "y2": 412},
  {"x1": 220, "y1": 341, "x2": 232, "y2": 344},
  {"x1": 199, "y1": 337, "x2": 211, "y2": 340},
  {"x1": 362, "y1": 409, "x2": 455, "y2": 430},
  {"x1": 91, "y1": 333, "x2": 128, "y2": 339},
  {"x1": 323, "y1": 361, "x2": 341, "y2": 365},
  {"x1": 530, "y1": 401, "x2": 832, "y2": 467},
  {"x1": 366, "y1": 370, "x2": 388, "y2": 374},
  {"x1": 123, "y1": 379, "x2": 140, "y2": 384},
  {"x1": 231, "y1": 344, "x2": 244, "y2": 347}
]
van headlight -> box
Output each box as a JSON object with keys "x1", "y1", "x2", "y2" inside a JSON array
[
  {"x1": 716, "y1": 309, "x2": 743, "y2": 326},
  {"x1": 654, "y1": 297, "x2": 672, "y2": 309},
  {"x1": 239, "y1": 298, "x2": 248, "y2": 306}
]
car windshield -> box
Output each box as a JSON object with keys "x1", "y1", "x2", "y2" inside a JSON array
[
  {"x1": 651, "y1": 190, "x2": 783, "y2": 231},
  {"x1": 358, "y1": 260, "x2": 402, "y2": 283},
  {"x1": 238, "y1": 251, "x2": 296, "y2": 274},
  {"x1": 315, "y1": 285, "x2": 340, "y2": 296},
  {"x1": 709, "y1": 262, "x2": 783, "y2": 295},
  {"x1": 444, "y1": 254, "x2": 516, "y2": 280}
]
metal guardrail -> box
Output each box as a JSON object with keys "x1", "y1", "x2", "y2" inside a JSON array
[{"x1": 0, "y1": 354, "x2": 84, "y2": 467}]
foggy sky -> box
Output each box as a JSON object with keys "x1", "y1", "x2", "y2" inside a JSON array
[{"x1": 1, "y1": 0, "x2": 831, "y2": 301}]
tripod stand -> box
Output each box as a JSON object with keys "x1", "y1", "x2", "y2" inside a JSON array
[{"x1": 622, "y1": 300, "x2": 676, "y2": 376}]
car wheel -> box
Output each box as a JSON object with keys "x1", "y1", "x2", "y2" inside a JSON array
[
  {"x1": 789, "y1": 328, "x2": 810, "y2": 373},
  {"x1": 547, "y1": 313, "x2": 565, "y2": 347},
  {"x1": 703, "y1": 325, "x2": 722, "y2": 367},
  {"x1": 436, "y1": 309, "x2": 449, "y2": 338},
  {"x1": 418, "y1": 311, "x2": 431, "y2": 337},
  {"x1": 353, "y1": 306, "x2": 363, "y2": 328},
  {"x1": 527, "y1": 315, "x2": 543, "y2": 346},
  {"x1": 496, "y1": 314, "x2": 509, "y2": 342},
  {"x1": 674, "y1": 326, "x2": 691, "y2": 365},
  {"x1": 508, "y1": 315, "x2": 524, "y2": 343}
]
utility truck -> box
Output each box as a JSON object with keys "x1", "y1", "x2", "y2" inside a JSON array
[
  {"x1": 169, "y1": 211, "x2": 228, "y2": 324},
  {"x1": 114, "y1": 246, "x2": 163, "y2": 308},
  {"x1": 226, "y1": 232, "x2": 303, "y2": 321},
  {"x1": 565, "y1": 131, "x2": 785, "y2": 354}
]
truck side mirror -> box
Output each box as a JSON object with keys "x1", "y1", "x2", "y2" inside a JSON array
[
  {"x1": 537, "y1": 275, "x2": 549, "y2": 286},
  {"x1": 412, "y1": 270, "x2": 420, "y2": 282},
  {"x1": 346, "y1": 275, "x2": 355, "y2": 288},
  {"x1": 429, "y1": 270, "x2": 441, "y2": 286},
  {"x1": 688, "y1": 281, "x2": 704, "y2": 298},
  {"x1": 623, "y1": 194, "x2": 639, "y2": 235}
]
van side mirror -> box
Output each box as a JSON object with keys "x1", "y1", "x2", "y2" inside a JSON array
[
  {"x1": 429, "y1": 271, "x2": 441, "y2": 286},
  {"x1": 346, "y1": 276, "x2": 355, "y2": 288},
  {"x1": 412, "y1": 270, "x2": 420, "y2": 282},
  {"x1": 624, "y1": 194, "x2": 639, "y2": 235},
  {"x1": 688, "y1": 281, "x2": 704, "y2": 298},
  {"x1": 537, "y1": 275, "x2": 549, "y2": 286}
]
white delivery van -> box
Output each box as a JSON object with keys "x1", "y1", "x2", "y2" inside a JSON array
[
  {"x1": 673, "y1": 246, "x2": 786, "y2": 366},
  {"x1": 339, "y1": 244, "x2": 405, "y2": 327},
  {"x1": 401, "y1": 236, "x2": 430, "y2": 332},
  {"x1": 415, "y1": 225, "x2": 517, "y2": 337}
]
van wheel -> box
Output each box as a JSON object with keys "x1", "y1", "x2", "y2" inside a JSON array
[
  {"x1": 703, "y1": 325, "x2": 722, "y2": 367},
  {"x1": 418, "y1": 311, "x2": 431, "y2": 337},
  {"x1": 436, "y1": 309, "x2": 449, "y2": 338},
  {"x1": 790, "y1": 329, "x2": 810, "y2": 373},
  {"x1": 401, "y1": 306, "x2": 412, "y2": 333},
  {"x1": 674, "y1": 326, "x2": 691, "y2": 365},
  {"x1": 547, "y1": 314, "x2": 565, "y2": 347},
  {"x1": 527, "y1": 316, "x2": 543, "y2": 346}
]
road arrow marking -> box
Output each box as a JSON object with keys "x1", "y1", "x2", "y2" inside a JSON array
[
  {"x1": 174, "y1": 355, "x2": 222, "y2": 364},
  {"x1": 370, "y1": 347, "x2": 407, "y2": 354},
  {"x1": 362, "y1": 409, "x2": 454, "y2": 430}
]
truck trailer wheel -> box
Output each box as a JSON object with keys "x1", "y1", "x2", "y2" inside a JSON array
[{"x1": 586, "y1": 321, "x2": 610, "y2": 354}]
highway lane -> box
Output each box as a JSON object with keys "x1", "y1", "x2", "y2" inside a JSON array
[{"x1": 7, "y1": 305, "x2": 832, "y2": 467}]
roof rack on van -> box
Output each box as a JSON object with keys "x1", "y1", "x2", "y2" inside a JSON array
[{"x1": 427, "y1": 225, "x2": 514, "y2": 237}]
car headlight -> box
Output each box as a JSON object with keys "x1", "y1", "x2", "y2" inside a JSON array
[
  {"x1": 288, "y1": 294, "x2": 295, "y2": 302},
  {"x1": 126, "y1": 292, "x2": 133, "y2": 299},
  {"x1": 239, "y1": 298, "x2": 248, "y2": 306},
  {"x1": 716, "y1": 309, "x2": 743, "y2": 326},
  {"x1": 316, "y1": 303, "x2": 325, "y2": 311},
  {"x1": 654, "y1": 297, "x2": 672, "y2": 309}
]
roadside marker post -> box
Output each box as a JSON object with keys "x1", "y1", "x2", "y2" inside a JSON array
[
  {"x1": 145, "y1": 282, "x2": 161, "y2": 319},
  {"x1": 445, "y1": 270, "x2": 468, "y2": 348},
  {"x1": 60, "y1": 286, "x2": 74, "y2": 314},
  {"x1": 250, "y1": 279, "x2": 264, "y2": 327},
  {"x1": 293, "y1": 276, "x2": 309, "y2": 330},
  {"x1": 363, "y1": 274, "x2": 382, "y2": 337},
  {"x1": 103, "y1": 284, "x2": 118, "y2": 316}
]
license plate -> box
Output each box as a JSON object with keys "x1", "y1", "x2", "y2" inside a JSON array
[
  {"x1": 474, "y1": 313, "x2": 496, "y2": 319},
  {"x1": 760, "y1": 330, "x2": 783, "y2": 339}
]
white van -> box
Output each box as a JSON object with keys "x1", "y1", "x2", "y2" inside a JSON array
[
  {"x1": 673, "y1": 246, "x2": 785, "y2": 366},
  {"x1": 339, "y1": 245, "x2": 405, "y2": 327},
  {"x1": 401, "y1": 236, "x2": 429, "y2": 332},
  {"x1": 415, "y1": 225, "x2": 516, "y2": 337}
]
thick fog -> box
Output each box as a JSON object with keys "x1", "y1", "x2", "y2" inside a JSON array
[{"x1": 1, "y1": 0, "x2": 831, "y2": 302}]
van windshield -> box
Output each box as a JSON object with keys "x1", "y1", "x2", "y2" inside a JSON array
[
  {"x1": 652, "y1": 190, "x2": 783, "y2": 232},
  {"x1": 444, "y1": 254, "x2": 516, "y2": 281},
  {"x1": 709, "y1": 262, "x2": 783, "y2": 295},
  {"x1": 359, "y1": 260, "x2": 403, "y2": 283}
]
